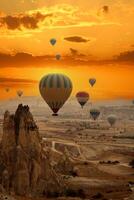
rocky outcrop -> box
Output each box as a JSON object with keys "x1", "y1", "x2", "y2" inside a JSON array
[
  {"x1": 55, "y1": 148, "x2": 75, "y2": 176},
  {"x1": 0, "y1": 104, "x2": 65, "y2": 197}
]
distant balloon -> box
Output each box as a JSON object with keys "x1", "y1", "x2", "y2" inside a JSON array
[
  {"x1": 97, "y1": 5, "x2": 109, "y2": 16},
  {"x1": 76, "y1": 91, "x2": 89, "y2": 108},
  {"x1": 17, "y1": 90, "x2": 23, "y2": 97},
  {"x1": 107, "y1": 115, "x2": 117, "y2": 127},
  {"x1": 50, "y1": 38, "x2": 56, "y2": 46},
  {"x1": 90, "y1": 108, "x2": 100, "y2": 120},
  {"x1": 89, "y1": 78, "x2": 96, "y2": 87},
  {"x1": 39, "y1": 73, "x2": 73, "y2": 116},
  {"x1": 5, "y1": 88, "x2": 10, "y2": 92},
  {"x1": 102, "y1": 5, "x2": 109, "y2": 14},
  {"x1": 56, "y1": 54, "x2": 61, "y2": 60}
]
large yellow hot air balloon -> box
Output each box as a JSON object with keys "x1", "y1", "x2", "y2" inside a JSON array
[{"x1": 39, "y1": 73, "x2": 73, "y2": 116}]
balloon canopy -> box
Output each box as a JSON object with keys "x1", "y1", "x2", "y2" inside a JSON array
[
  {"x1": 5, "y1": 88, "x2": 10, "y2": 92},
  {"x1": 17, "y1": 90, "x2": 23, "y2": 97},
  {"x1": 89, "y1": 78, "x2": 96, "y2": 87},
  {"x1": 50, "y1": 38, "x2": 57, "y2": 46},
  {"x1": 76, "y1": 91, "x2": 89, "y2": 108},
  {"x1": 39, "y1": 73, "x2": 73, "y2": 116},
  {"x1": 107, "y1": 115, "x2": 117, "y2": 127},
  {"x1": 56, "y1": 54, "x2": 61, "y2": 60},
  {"x1": 90, "y1": 108, "x2": 100, "y2": 120}
]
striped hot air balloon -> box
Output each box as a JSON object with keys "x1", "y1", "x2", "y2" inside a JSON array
[
  {"x1": 39, "y1": 73, "x2": 73, "y2": 116},
  {"x1": 76, "y1": 91, "x2": 89, "y2": 108}
]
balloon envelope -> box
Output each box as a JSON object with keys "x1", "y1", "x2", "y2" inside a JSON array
[
  {"x1": 89, "y1": 78, "x2": 96, "y2": 87},
  {"x1": 107, "y1": 115, "x2": 117, "y2": 127},
  {"x1": 76, "y1": 91, "x2": 89, "y2": 108},
  {"x1": 50, "y1": 38, "x2": 56, "y2": 46},
  {"x1": 5, "y1": 88, "x2": 10, "y2": 92},
  {"x1": 17, "y1": 90, "x2": 23, "y2": 97},
  {"x1": 39, "y1": 73, "x2": 73, "y2": 116},
  {"x1": 90, "y1": 108, "x2": 100, "y2": 120},
  {"x1": 56, "y1": 54, "x2": 61, "y2": 60}
]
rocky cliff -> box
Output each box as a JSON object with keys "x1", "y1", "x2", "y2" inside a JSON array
[{"x1": 0, "y1": 104, "x2": 67, "y2": 197}]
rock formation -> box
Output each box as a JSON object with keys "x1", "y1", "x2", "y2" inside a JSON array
[{"x1": 0, "y1": 104, "x2": 65, "y2": 197}]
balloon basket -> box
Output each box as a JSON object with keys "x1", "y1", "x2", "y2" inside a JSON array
[{"x1": 52, "y1": 113, "x2": 58, "y2": 116}]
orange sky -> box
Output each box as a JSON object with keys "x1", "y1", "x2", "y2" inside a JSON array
[{"x1": 0, "y1": 0, "x2": 134, "y2": 100}]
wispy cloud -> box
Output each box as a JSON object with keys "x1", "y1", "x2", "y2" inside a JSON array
[
  {"x1": 0, "y1": 3, "x2": 120, "y2": 35},
  {"x1": 0, "y1": 50, "x2": 133, "y2": 69},
  {"x1": 64, "y1": 36, "x2": 90, "y2": 43},
  {"x1": 114, "y1": 50, "x2": 134, "y2": 62},
  {"x1": 0, "y1": 77, "x2": 37, "y2": 83}
]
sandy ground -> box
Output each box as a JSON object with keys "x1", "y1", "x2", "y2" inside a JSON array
[{"x1": 0, "y1": 96, "x2": 134, "y2": 200}]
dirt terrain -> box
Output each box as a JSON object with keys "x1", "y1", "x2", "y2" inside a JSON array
[{"x1": 0, "y1": 97, "x2": 134, "y2": 200}]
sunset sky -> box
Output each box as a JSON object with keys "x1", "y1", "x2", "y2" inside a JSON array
[{"x1": 0, "y1": 0, "x2": 134, "y2": 100}]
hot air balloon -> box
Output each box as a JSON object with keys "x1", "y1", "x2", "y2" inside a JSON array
[
  {"x1": 103, "y1": 6, "x2": 109, "y2": 13},
  {"x1": 50, "y1": 38, "x2": 56, "y2": 46},
  {"x1": 56, "y1": 54, "x2": 61, "y2": 60},
  {"x1": 132, "y1": 100, "x2": 134, "y2": 105},
  {"x1": 39, "y1": 73, "x2": 73, "y2": 116},
  {"x1": 107, "y1": 115, "x2": 117, "y2": 127},
  {"x1": 5, "y1": 88, "x2": 10, "y2": 92},
  {"x1": 90, "y1": 108, "x2": 100, "y2": 120},
  {"x1": 76, "y1": 91, "x2": 89, "y2": 108},
  {"x1": 89, "y1": 78, "x2": 96, "y2": 87},
  {"x1": 17, "y1": 90, "x2": 23, "y2": 97}
]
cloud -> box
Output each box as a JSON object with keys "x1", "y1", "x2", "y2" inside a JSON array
[
  {"x1": 0, "y1": 4, "x2": 119, "y2": 34},
  {"x1": 114, "y1": 50, "x2": 134, "y2": 62},
  {"x1": 0, "y1": 51, "x2": 108, "y2": 68},
  {"x1": 70, "y1": 48, "x2": 78, "y2": 56},
  {"x1": 0, "y1": 49, "x2": 134, "y2": 69},
  {"x1": 0, "y1": 77, "x2": 38, "y2": 89},
  {"x1": 0, "y1": 12, "x2": 52, "y2": 30},
  {"x1": 0, "y1": 77, "x2": 37, "y2": 83},
  {"x1": 69, "y1": 48, "x2": 86, "y2": 59},
  {"x1": 97, "y1": 5, "x2": 109, "y2": 16},
  {"x1": 64, "y1": 36, "x2": 90, "y2": 43},
  {"x1": 0, "y1": 52, "x2": 56, "y2": 67}
]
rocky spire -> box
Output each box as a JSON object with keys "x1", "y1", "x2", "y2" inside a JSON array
[{"x1": 0, "y1": 104, "x2": 65, "y2": 197}]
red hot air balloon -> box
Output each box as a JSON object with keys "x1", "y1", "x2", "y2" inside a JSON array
[{"x1": 76, "y1": 91, "x2": 89, "y2": 108}]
